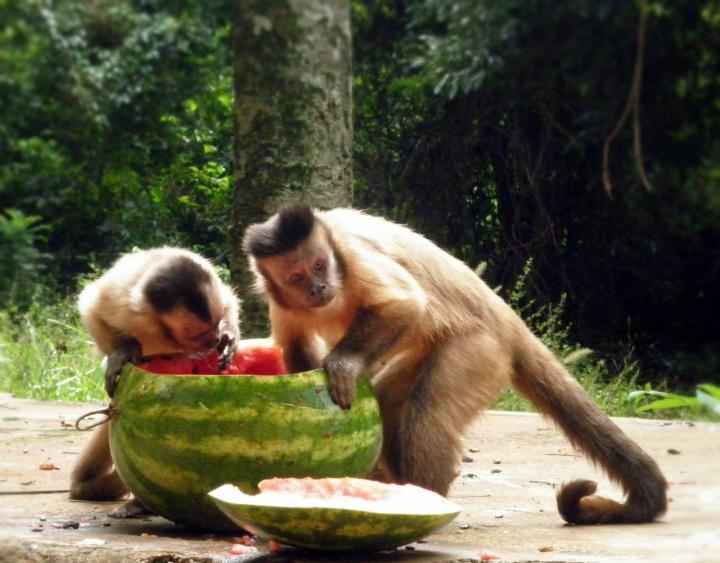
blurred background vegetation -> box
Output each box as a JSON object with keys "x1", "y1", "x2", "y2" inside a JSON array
[{"x1": 0, "y1": 0, "x2": 718, "y2": 416}]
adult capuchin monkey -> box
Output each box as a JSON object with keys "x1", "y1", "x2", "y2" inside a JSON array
[
  {"x1": 70, "y1": 247, "x2": 241, "y2": 517},
  {"x1": 242, "y1": 204, "x2": 667, "y2": 525}
]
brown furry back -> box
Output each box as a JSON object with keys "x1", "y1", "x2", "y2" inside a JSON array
[{"x1": 511, "y1": 328, "x2": 667, "y2": 524}]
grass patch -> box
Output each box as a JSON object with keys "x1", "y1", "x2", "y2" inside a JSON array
[{"x1": 0, "y1": 295, "x2": 104, "y2": 402}]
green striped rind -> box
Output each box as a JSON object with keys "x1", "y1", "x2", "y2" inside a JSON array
[
  {"x1": 209, "y1": 488, "x2": 461, "y2": 551},
  {"x1": 108, "y1": 366, "x2": 382, "y2": 530}
]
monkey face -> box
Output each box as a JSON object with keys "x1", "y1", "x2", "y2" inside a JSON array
[
  {"x1": 286, "y1": 254, "x2": 338, "y2": 309},
  {"x1": 158, "y1": 305, "x2": 222, "y2": 352},
  {"x1": 260, "y1": 250, "x2": 340, "y2": 311}
]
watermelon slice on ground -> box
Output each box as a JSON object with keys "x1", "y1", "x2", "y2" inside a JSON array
[{"x1": 208, "y1": 477, "x2": 461, "y2": 551}]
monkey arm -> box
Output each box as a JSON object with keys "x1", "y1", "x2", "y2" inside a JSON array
[
  {"x1": 324, "y1": 299, "x2": 421, "y2": 409},
  {"x1": 104, "y1": 339, "x2": 142, "y2": 397},
  {"x1": 324, "y1": 249, "x2": 427, "y2": 408}
]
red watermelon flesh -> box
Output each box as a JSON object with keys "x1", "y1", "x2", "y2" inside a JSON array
[{"x1": 138, "y1": 345, "x2": 287, "y2": 376}]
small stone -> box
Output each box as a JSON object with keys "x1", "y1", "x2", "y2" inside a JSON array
[
  {"x1": 459, "y1": 523, "x2": 470, "y2": 530},
  {"x1": 491, "y1": 468, "x2": 502, "y2": 474},
  {"x1": 667, "y1": 448, "x2": 681, "y2": 455},
  {"x1": 469, "y1": 447, "x2": 479, "y2": 453},
  {"x1": 103, "y1": 521, "x2": 111, "y2": 527},
  {"x1": 492, "y1": 459, "x2": 501, "y2": 464},
  {"x1": 31, "y1": 527, "x2": 44, "y2": 533},
  {"x1": 404, "y1": 545, "x2": 416, "y2": 550},
  {"x1": 61, "y1": 520, "x2": 80, "y2": 529},
  {"x1": 462, "y1": 455, "x2": 474, "y2": 463},
  {"x1": 493, "y1": 512, "x2": 504, "y2": 519},
  {"x1": 38, "y1": 516, "x2": 47, "y2": 522}
]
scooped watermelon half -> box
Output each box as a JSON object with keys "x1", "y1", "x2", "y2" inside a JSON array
[
  {"x1": 209, "y1": 477, "x2": 462, "y2": 552},
  {"x1": 108, "y1": 344, "x2": 383, "y2": 531}
]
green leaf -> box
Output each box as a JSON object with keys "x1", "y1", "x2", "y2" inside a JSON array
[
  {"x1": 697, "y1": 384, "x2": 720, "y2": 400},
  {"x1": 628, "y1": 390, "x2": 672, "y2": 401},
  {"x1": 636, "y1": 397, "x2": 698, "y2": 412}
]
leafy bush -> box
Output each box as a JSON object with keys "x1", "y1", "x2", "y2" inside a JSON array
[
  {"x1": 493, "y1": 260, "x2": 644, "y2": 417},
  {"x1": 0, "y1": 209, "x2": 49, "y2": 309}
]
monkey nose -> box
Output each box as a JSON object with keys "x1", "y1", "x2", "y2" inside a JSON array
[{"x1": 310, "y1": 283, "x2": 327, "y2": 297}]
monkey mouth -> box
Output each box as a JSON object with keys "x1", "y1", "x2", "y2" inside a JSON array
[{"x1": 308, "y1": 294, "x2": 335, "y2": 308}]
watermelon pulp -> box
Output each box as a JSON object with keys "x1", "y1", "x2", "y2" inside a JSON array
[
  {"x1": 208, "y1": 477, "x2": 461, "y2": 551},
  {"x1": 137, "y1": 344, "x2": 287, "y2": 375}
]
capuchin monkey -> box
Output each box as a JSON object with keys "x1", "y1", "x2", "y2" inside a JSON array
[
  {"x1": 242, "y1": 204, "x2": 667, "y2": 525},
  {"x1": 70, "y1": 247, "x2": 241, "y2": 517}
]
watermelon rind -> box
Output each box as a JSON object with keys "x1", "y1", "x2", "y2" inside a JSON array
[
  {"x1": 208, "y1": 482, "x2": 462, "y2": 551},
  {"x1": 108, "y1": 365, "x2": 383, "y2": 530}
]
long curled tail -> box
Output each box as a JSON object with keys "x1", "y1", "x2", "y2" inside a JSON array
[{"x1": 511, "y1": 330, "x2": 667, "y2": 524}]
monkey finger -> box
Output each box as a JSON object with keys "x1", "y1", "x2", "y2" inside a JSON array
[{"x1": 329, "y1": 374, "x2": 356, "y2": 409}]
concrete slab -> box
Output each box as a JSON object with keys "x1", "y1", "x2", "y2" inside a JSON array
[{"x1": 0, "y1": 393, "x2": 718, "y2": 562}]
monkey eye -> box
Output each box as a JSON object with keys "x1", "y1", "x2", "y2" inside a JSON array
[
  {"x1": 289, "y1": 272, "x2": 305, "y2": 284},
  {"x1": 313, "y1": 258, "x2": 326, "y2": 272}
]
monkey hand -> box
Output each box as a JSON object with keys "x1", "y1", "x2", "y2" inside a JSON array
[
  {"x1": 323, "y1": 353, "x2": 364, "y2": 409},
  {"x1": 105, "y1": 340, "x2": 142, "y2": 398},
  {"x1": 217, "y1": 332, "x2": 238, "y2": 371}
]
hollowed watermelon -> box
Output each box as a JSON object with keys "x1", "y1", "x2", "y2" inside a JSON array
[
  {"x1": 108, "y1": 365, "x2": 382, "y2": 530},
  {"x1": 209, "y1": 477, "x2": 462, "y2": 551}
]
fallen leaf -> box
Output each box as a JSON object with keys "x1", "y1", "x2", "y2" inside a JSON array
[
  {"x1": 39, "y1": 463, "x2": 59, "y2": 471},
  {"x1": 268, "y1": 540, "x2": 284, "y2": 551},
  {"x1": 539, "y1": 546, "x2": 554, "y2": 552},
  {"x1": 479, "y1": 550, "x2": 501, "y2": 561}
]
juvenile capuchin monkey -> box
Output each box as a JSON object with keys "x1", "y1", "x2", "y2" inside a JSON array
[
  {"x1": 70, "y1": 247, "x2": 241, "y2": 517},
  {"x1": 242, "y1": 204, "x2": 667, "y2": 525}
]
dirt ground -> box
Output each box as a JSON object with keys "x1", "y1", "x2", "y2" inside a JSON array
[{"x1": 1, "y1": 392, "x2": 718, "y2": 563}]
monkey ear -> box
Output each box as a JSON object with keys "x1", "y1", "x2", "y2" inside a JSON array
[{"x1": 243, "y1": 203, "x2": 315, "y2": 258}]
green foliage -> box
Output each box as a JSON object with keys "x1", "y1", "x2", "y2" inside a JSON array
[
  {"x1": 0, "y1": 0, "x2": 234, "y2": 289},
  {"x1": 629, "y1": 384, "x2": 720, "y2": 420},
  {"x1": 353, "y1": 0, "x2": 720, "y2": 374},
  {"x1": 493, "y1": 261, "x2": 645, "y2": 417},
  {"x1": 0, "y1": 295, "x2": 103, "y2": 402},
  {"x1": 0, "y1": 209, "x2": 49, "y2": 309}
]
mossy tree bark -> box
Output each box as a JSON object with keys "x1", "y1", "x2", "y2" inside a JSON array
[{"x1": 229, "y1": 0, "x2": 352, "y2": 336}]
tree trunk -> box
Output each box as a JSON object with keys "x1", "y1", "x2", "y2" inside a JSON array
[{"x1": 229, "y1": 0, "x2": 352, "y2": 336}]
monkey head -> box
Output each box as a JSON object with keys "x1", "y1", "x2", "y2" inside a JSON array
[
  {"x1": 138, "y1": 255, "x2": 231, "y2": 353},
  {"x1": 243, "y1": 204, "x2": 342, "y2": 311}
]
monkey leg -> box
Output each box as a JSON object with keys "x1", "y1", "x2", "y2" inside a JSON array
[
  {"x1": 389, "y1": 331, "x2": 512, "y2": 496},
  {"x1": 70, "y1": 424, "x2": 129, "y2": 501}
]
